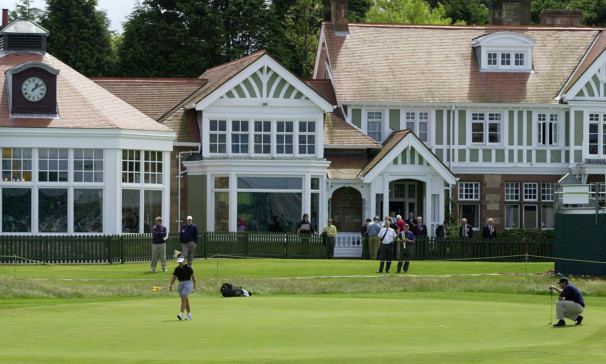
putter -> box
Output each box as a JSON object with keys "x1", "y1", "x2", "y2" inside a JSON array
[{"x1": 548, "y1": 288, "x2": 553, "y2": 325}]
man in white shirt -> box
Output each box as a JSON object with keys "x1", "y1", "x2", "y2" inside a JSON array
[{"x1": 377, "y1": 220, "x2": 398, "y2": 273}]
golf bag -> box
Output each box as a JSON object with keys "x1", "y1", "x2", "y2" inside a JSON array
[{"x1": 220, "y1": 282, "x2": 251, "y2": 297}]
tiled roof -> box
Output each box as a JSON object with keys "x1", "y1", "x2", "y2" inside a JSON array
[
  {"x1": 162, "y1": 108, "x2": 200, "y2": 143},
  {"x1": 360, "y1": 130, "x2": 411, "y2": 177},
  {"x1": 324, "y1": 112, "x2": 380, "y2": 148},
  {"x1": 326, "y1": 154, "x2": 368, "y2": 180},
  {"x1": 562, "y1": 30, "x2": 606, "y2": 94},
  {"x1": 303, "y1": 79, "x2": 338, "y2": 106},
  {"x1": 322, "y1": 23, "x2": 601, "y2": 104},
  {"x1": 92, "y1": 78, "x2": 207, "y2": 121},
  {"x1": 0, "y1": 52, "x2": 171, "y2": 131}
]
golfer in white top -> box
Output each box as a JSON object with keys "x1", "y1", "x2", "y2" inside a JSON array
[{"x1": 377, "y1": 221, "x2": 398, "y2": 273}]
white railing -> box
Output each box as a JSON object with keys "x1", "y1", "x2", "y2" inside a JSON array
[{"x1": 335, "y1": 232, "x2": 362, "y2": 258}]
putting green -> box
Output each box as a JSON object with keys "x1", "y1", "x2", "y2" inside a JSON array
[{"x1": 1, "y1": 293, "x2": 604, "y2": 363}]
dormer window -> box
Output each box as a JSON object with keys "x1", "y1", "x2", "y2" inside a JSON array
[{"x1": 472, "y1": 32, "x2": 535, "y2": 72}]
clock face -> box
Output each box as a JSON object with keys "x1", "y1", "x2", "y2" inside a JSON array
[{"x1": 21, "y1": 76, "x2": 47, "y2": 102}]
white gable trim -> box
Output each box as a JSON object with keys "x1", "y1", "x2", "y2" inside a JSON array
[
  {"x1": 362, "y1": 133, "x2": 456, "y2": 185},
  {"x1": 472, "y1": 32, "x2": 535, "y2": 47},
  {"x1": 560, "y1": 38, "x2": 606, "y2": 102},
  {"x1": 194, "y1": 55, "x2": 334, "y2": 112}
]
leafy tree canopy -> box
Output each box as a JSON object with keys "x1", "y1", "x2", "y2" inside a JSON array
[
  {"x1": 41, "y1": 0, "x2": 116, "y2": 77},
  {"x1": 365, "y1": 0, "x2": 452, "y2": 25},
  {"x1": 10, "y1": 0, "x2": 44, "y2": 23}
]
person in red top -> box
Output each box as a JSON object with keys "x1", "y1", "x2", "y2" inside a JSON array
[{"x1": 395, "y1": 215, "x2": 406, "y2": 233}]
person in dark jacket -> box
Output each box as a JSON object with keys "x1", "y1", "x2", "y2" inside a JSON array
[
  {"x1": 435, "y1": 220, "x2": 448, "y2": 239},
  {"x1": 269, "y1": 215, "x2": 285, "y2": 233},
  {"x1": 413, "y1": 216, "x2": 428, "y2": 238},
  {"x1": 150, "y1": 216, "x2": 168, "y2": 272},
  {"x1": 180, "y1": 216, "x2": 198, "y2": 266},
  {"x1": 549, "y1": 277, "x2": 585, "y2": 327},
  {"x1": 297, "y1": 213, "x2": 315, "y2": 234},
  {"x1": 482, "y1": 218, "x2": 497, "y2": 240},
  {"x1": 459, "y1": 218, "x2": 473, "y2": 239}
]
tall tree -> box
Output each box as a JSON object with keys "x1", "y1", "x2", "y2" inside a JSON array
[
  {"x1": 41, "y1": 0, "x2": 116, "y2": 76},
  {"x1": 365, "y1": 0, "x2": 452, "y2": 24},
  {"x1": 427, "y1": 0, "x2": 489, "y2": 25},
  {"x1": 10, "y1": 0, "x2": 44, "y2": 23},
  {"x1": 283, "y1": 0, "x2": 326, "y2": 78}
]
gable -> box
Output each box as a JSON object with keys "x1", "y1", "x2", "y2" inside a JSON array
[
  {"x1": 570, "y1": 63, "x2": 606, "y2": 100},
  {"x1": 195, "y1": 54, "x2": 333, "y2": 112},
  {"x1": 221, "y1": 66, "x2": 307, "y2": 101}
]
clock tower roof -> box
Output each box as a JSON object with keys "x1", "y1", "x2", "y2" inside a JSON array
[{"x1": 1, "y1": 20, "x2": 49, "y2": 53}]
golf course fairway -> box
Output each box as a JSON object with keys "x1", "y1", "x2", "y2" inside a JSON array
[{"x1": 1, "y1": 292, "x2": 605, "y2": 363}]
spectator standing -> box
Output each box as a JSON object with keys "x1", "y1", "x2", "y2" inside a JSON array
[
  {"x1": 414, "y1": 216, "x2": 428, "y2": 238},
  {"x1": 322, "y1": 218, "x2": 338, "y2": 259},
  {"x1": 269, "y1": 215, "x2": 285, "y2": 233},
  {"x1": 435, "y1": 220, "x2": 448, "y2": 239},
  {"x1": 405, "y1": 212, "x2": 416, "y2": 230},
  {"x1": 180, "y1": 216, "x2": 198, "y2": 266},
  {"x1": 396, "y1": 223, "x2": 415, "y2": 273},
  {"x1": 482, "y1": 218, "x2": 497, "y2": 240},
  {"x1": 549, "y1": 277, "x2": 585, "y2": 327},
  {"x1": 297, "y1": 213, "x2": 315, "y2": 234},
  {"x1": 361, "y1": 218, "x2": 371, "y2": 260},
  {"x1": 459, "y1": 218, "x2": 473, "y2": 239},
  {"x1": 150, "y1": 216, "x2": 168, "y2": 272},
  {"x1": 377, "y1": 220, "x2": 397, "y2": 273},
  {"x1": 395, "y1": 215, "x2": 406, "y2": 233},
  {"x1": 368, "y1": 216, "x2": 381, "y2": 260}
]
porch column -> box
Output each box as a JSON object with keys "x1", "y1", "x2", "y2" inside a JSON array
[
  {"x1": 383, "y1": 174, "x2": 390, "y2": 219},
  {"x1": 229, "y1": 172, "x2": 237, "y2": 232}
]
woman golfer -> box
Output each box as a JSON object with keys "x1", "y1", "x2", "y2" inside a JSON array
[{"x1": 169, "y1": 251, "x2": 197, "y2": 320}]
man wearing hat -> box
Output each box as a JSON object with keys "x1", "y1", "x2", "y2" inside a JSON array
[
  {"x1": 549, "y1": 277, "x2": 585, "y2": 327},
  {"x1": 367, "y1": 216, "x2": 382, "y2": 260},
  {"x1": 180, "y1": 216, "x2": 198, "y2": 266}
]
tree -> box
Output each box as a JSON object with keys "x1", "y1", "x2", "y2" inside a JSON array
[
  {"x1": 41, "y1": 0, "x2": 116, "y2": 77},
  {"x1": 365, "y1": 0, "x2": 452, "y2": 24},
  {"x1": 427, "y1": 0, "x2": 489, "y2": 25},
  {"x1": 10, "y1": 0, "x2": 44, "y2": 23},
  {"x1": 284, "y1": 0, "x2": 326, "y2": 78}
]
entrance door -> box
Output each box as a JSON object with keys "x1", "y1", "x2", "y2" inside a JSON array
[{"x1": 391, "y1": 182, "x2": 417, "y2": 216}]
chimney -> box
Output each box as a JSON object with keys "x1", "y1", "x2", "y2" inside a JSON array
[
  {"x1": 490, "y1": 0, "x2": 531, "y2": 25},
  {"x1": 331, "y1": 0, "x2": 349, "y2": 36},
  {"x1": 2, "y1": 9, "x2": 9, "y2": 28},
  {"x1": 540, "y1": 10, "x2": 583, "y2": 26}
]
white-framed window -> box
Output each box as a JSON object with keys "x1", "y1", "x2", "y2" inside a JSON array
[
  {"x1": 276, "y1": 121, "x2": 294, "y2": 155},
  {"x1": 524, "y1": 182, "x2": 538, "y2": 201},
  {"x1": 122, "y1": 150, "x2": 141, "y2": 183},
  {"x1": 588, "y1": 113, "x2": 606, "y2": 156},
  {"x1": 2, "y1": 148, "x2": 32, "y2": 182},
  {"x1": 541, "y1": 204, "x2": 554, "y2": 229},
  {"x1": 231, "y1": 120, "x2": 249, "y2": 154},
  {"x1": 299, "y1": 121, "x2": 315, "y2": 155},
  {"x1": 537, "y1": 113, "x2": 558, "y2": 146},
  {"x1": 209, "y1": 119, "x2": 227, "y2": 154},
  {"x1": 405, "y1": 111, "x2": 429, "y2": 142},
  {"x1": 515, "y1": 53, "x2": 525, "y2": 66},
  {"x1": 144, "y1": 151, "x2": 163, "y2": 184},
  {"x1": 505, "y1": 204, "x2": 520, "y2": 229},
  {"x1": 38, "y1": 148, "x2": 68, "y2": 182},
  {"x1": 74, "y1": 149, "x2": 103, "y2": 183},
  {"x1": 459, "y1": 204, "x2": 480, "y2": 227},
  {"x1": 501, "y1": 52, "x2": 511, "y2": 66},
  {"x1": 487, "y1": 52, "x2": 497, "y2": 66},
  {"x1": 541, "y1": 182, "x2": 554, "y2": 202},
  {"x1": 254, "y1": 121, "x2": 271, "y2": 155},
  {"x1": 394, "y1": 183, "x2": 406, "y2": 199},
  {"x1": 505, "y1": 182, "x2": 519, "y2": 201},
  {"x1": 367, "y1": 111, "x2": 383, "y2": 142},
  {"x1": 471, "y1": 112, "x2": 501, "y2": 144},
  {"x1": 458, "y1": 182, "x2": 480, "y2": 201}
]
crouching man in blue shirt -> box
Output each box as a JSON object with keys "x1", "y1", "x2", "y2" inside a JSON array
[{"x1": 549, "y1": 277, "x2": 585, "y2": 327}]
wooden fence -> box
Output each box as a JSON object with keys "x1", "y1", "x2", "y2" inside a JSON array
[{"x1": 0, "y1": 233, "x2": 553, "y2": 264}]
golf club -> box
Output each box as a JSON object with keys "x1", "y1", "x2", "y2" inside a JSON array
[{"x1": 549, "y1": 288, "x2": 553, "y2": 325}]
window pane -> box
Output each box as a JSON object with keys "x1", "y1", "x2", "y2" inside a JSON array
[
  {"x1": 144, "y1": 190, "x2": 162, "y2": 233},
  {"x1": 122, "y1": 189, "x2": 140, "y2": 233},
  {"x1": 2, "y1": 188, "x2": 31, "y2": 232},
  {"x1": 237, "y1": 192, "x2": 302, "y2": 232},
  {"x1": 459, "y1": 204, "x2": 479, "y2": 227},
  {"x1": 74, "y1": 189, "x2": 103, "y2": 233},
  {"x1": 215, "y1": 192, "x2": 229, "y2": 231},
  {"x1": 523, "y1": 205, "x2": 537, "y2": 228},
  {"x1": 215, "y1": 176, "x2": 229, "y2": 189},
  {"x1": 39, "y1": 188, "x2": 68, "y2": 232},
  {"x1": 541, "y1": 205, "x2": 554, "y2": 229},
  {"x1": 237, "y1": 176, "x2": 302, "y2": 190},
  {"x1": 505, "y1": 205, "x2": 520, "y2": 228}
]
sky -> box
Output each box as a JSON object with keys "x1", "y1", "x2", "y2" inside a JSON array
[{"x1": 7, "y1": 0, "x2": 136, "y2": 33}]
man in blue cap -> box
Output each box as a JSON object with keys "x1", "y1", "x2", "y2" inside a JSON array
[{"x1": 549, "y1": 277, "x2": 585, "y2": 327}]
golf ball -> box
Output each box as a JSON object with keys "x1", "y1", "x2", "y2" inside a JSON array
[
  {"x1": 440, "y1": 325, "x2": 444, "y2": 328},
  {"x1": 12, "y1": 314, "x2": 15, "y2": 316}
]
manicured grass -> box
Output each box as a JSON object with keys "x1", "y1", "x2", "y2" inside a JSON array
[
  {"x1": 1, "y1": 260, "x2": 604, "y2": 363},
  {"x1": 1, "y1": 292, "x2": 605, "y2": 363},
  {"x1": 0, "y1": 259, "x2": 554, "y2": 280}
]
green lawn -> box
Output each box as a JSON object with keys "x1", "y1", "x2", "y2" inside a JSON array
[{"x1": 1, "y1": 260, "x2": 604, "y2": 363}]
